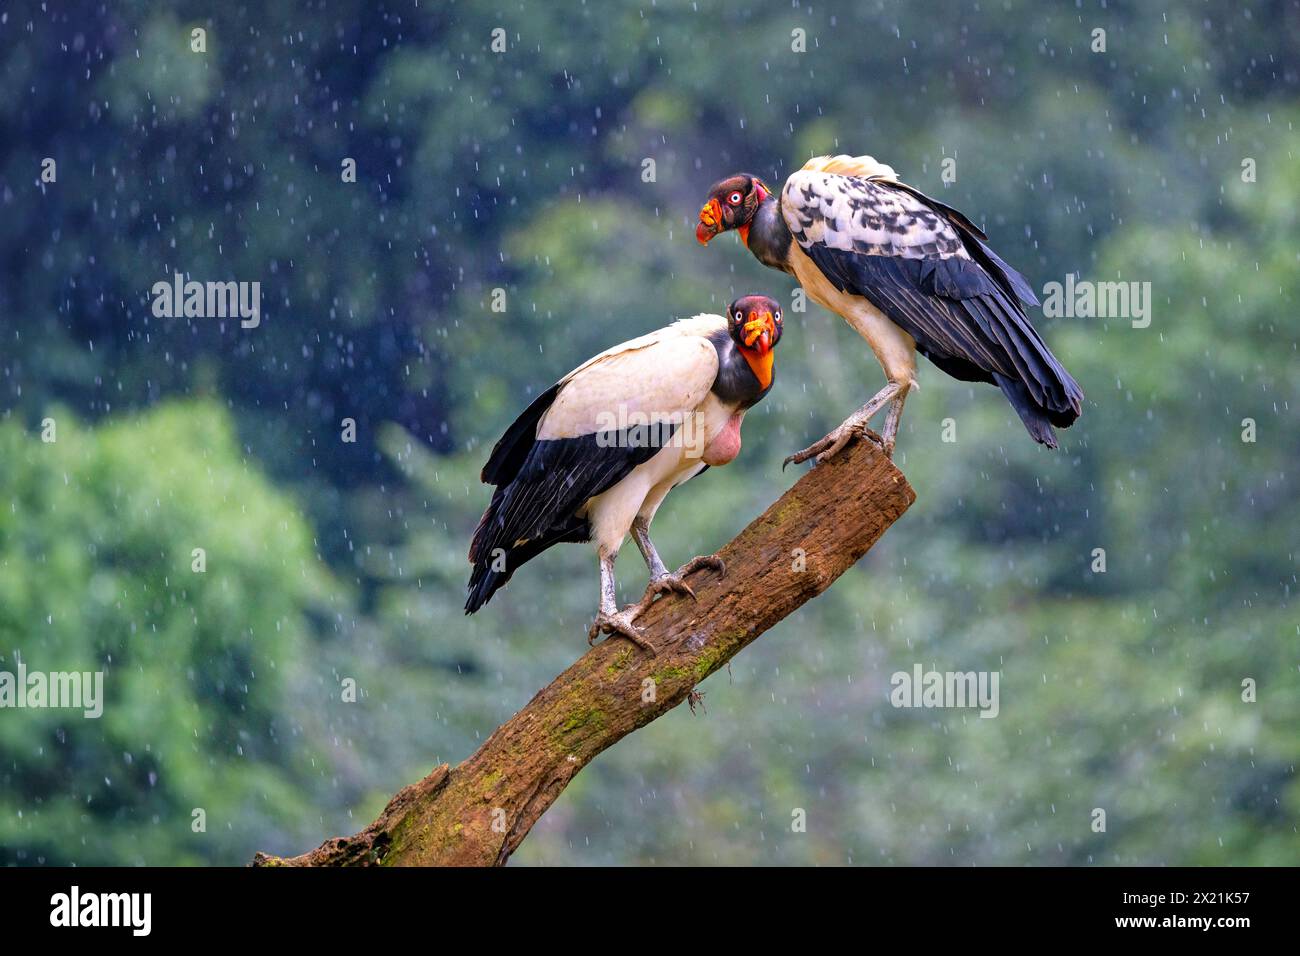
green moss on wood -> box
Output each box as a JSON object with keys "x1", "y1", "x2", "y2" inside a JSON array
[
  {"x1": 606, "y1": 647, "x2": 634, "y2": 677},
  {"x1": 651, "y1": 664, "x2": 688, "y2": 683},
  {"x1": 560, "y1": 706, "x2": 606, "y2": 735},
  {"x1": 775, "y1": 497, "x2": 803, "y2": 524},
  {"x1": 693, "y1": 645, "x2": 725, "y2": 680}
]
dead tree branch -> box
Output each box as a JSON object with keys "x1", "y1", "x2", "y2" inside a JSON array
[{"x1": 253, "y1": 438, "x2": 915, "y2": 866}]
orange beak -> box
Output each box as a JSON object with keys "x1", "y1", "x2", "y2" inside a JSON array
[
  {"x1": 742, "y1": 311, "x2": 776, "y2": 354},
  {"x1": 696, "y1": 198, "x2": 722, "y2": 244}
]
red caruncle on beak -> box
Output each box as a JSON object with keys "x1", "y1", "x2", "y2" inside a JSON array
[
  {"x1": 696, "y1": 198, "x2": 722, "y2": 244},
  {"x1": 742, "y1": 311, "x2": 775, "y2": 353}
]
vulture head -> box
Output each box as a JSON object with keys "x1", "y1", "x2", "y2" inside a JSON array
[
  {"x1": 727, "y1": 294, "x2": 782, "y2": 355},
  {"x1": 696, "y1": 174, "x2": 771, "y2": 245}
]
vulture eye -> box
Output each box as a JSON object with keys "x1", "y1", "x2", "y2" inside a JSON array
[
  {"x1": 728, "y1": 191, "x2": 743, "y2": 205},
  {"x1": 774, "y1": 310, "x2": 782, "y2": 323},
  {"x1": 734, "y1": 311, "x2": 745, "y2": 323}
]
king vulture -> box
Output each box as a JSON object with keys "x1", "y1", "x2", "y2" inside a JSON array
[
  {"x1": 466, "y1": 295, "x2": 784, "y2": 651},
  {"x1": 695, "y1": 154, "x2": 1083, "y2": 461}
]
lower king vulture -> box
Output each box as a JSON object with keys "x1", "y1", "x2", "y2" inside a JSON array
[
  {"x1": 466, "y1": 295, "x2": 784, "y2": 651},
  {"x1": 696, "y1": 154, "x2": 1083, "y2": 460}
]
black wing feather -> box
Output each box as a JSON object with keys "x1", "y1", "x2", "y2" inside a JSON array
[
  {"x1": 790, "y1": 174, "x2": 1082, "y2": 444},
  {"x1": 804, "y1": 244, "x2": 1082, "y2": 436},
  {"x1": 888, "y1": 181, "x2": 1039, "y2": 307},
  {"x1": 466, "y1": 426, "x2": 676, "y2": 611},
  {"x1": 479, "y1": 382, "x2": 563, "y2": 486}
]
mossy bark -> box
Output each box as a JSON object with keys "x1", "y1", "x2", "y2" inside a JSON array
[{"x1": 253, "y1": 438, "x2": 914, "y2": 867}]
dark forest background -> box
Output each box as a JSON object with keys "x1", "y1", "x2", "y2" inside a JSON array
[{"x1": 1, "y1": 0, "x2": 1296, "y2": 865}]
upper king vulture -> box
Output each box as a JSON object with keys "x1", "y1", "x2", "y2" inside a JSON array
[
  {"x1": 696, "y1": 154, "x2": 1083, "y2": 461},
  {"x1": 466, "y1": 294, "x2": 784, "y2": 651}
]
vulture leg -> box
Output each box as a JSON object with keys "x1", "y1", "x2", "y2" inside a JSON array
[
  {"x1": 633, "y1": 517, "x2": 725, "y2": 601},
  {"x1": 632, "y1": 517, "x2": 695, "y2": 599},
  {"x1": 661, "y1": 554, "x2": 726, "y2": 600},
  {"x1": 631, "y1": 516, "x2": 670, "y2": 581},
  {"x1": 783, "y1": 380, "x2": 902, "y2": 468},
  {"x1": 587, "y1": 548, "x2": 658, "y2": 655},
  {"x1": 879, "y1": 386, "x2": 910, "y2": 457}
]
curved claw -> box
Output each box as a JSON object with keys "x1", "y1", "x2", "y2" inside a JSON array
[
  {"x1": 786, "y1": 422, "x2": 884, "y2": 468},
  {"x1": 784, "y1": 431, "x2": 839, "y2": 469},
  {"x1": 690, "y1": 554, "x2": 725, "y2": 576},
  {"x1": 676, "y1": 554, "x2": 725, "y2": 582},
  {"x1": 639, "y1": 555, "x2": 724, "y2": 609},
  {"x1": 588, "y1": 610, "x2": 657, "y2": 655},
  {"x1": 650, "y1": 575, "x2": 695, "y2": 601}
]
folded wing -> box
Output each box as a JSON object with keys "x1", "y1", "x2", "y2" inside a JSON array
[
  {"x1": 783, "y1": 164, "x2": 1083, "y2": 445},
  {"x1": 467, "y1": 320, "x2": 722, "y2": 610}
]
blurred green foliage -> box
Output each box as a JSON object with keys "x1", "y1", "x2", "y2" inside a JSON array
[
  {"x1": 0, "y1": 403, "x2": 344, "y2": 863},
  {"x1": 0, "y1": 0, "x2": 1296, "y2": 865}
]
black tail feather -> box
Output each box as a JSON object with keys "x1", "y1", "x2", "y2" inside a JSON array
[
  {"x1": 995, "y1": 373, "x2": 1062, "y2": 448},
  {"x1": 877, "y1": 181, "x2": 1084, "y2": 442},
  {"x1": 465, "y1": 513, "x2": 589, "y2": 613}
]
